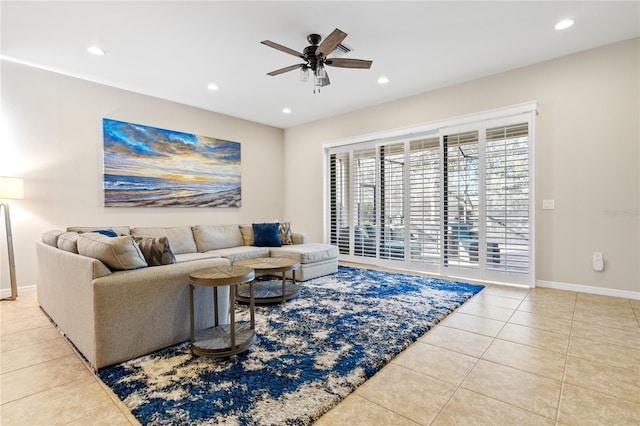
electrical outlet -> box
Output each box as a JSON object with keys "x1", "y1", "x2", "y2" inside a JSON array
[
  {"x1": 593, "y1": 252, "x2": 604, "y2": 272},
  {"x1": 542, "y1": 199, "x2": 555, "y2": 210}
]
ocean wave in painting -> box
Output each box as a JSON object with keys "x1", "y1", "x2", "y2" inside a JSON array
[{"x1": 104, "y1": 174, "x2": 241, "y2": 207}]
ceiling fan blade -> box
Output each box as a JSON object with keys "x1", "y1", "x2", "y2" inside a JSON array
[
  {"x1": 267, "y1": 64, "x2": 304, "y2": 76},
  {"x1": 315, "y1": 28, "x2": 347, "y2": 57},
  {"x1": 261, "y1": 40, "x2": 305, "y2": 59},
  {"x1": 325, "y1": 58, "x2": 373, "y2": 69}
]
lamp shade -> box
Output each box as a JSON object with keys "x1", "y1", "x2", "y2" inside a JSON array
[{"x1": 0, "y1": 177, "x2": 24, "y2": 200}]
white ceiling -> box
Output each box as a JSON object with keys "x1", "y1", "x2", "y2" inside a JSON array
[{"x1": 2, "y1": 1, "x2": 638, "y2": 129}]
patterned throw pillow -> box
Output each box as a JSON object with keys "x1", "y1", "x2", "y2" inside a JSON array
[
  {"x1": 134, "y1": 236, "x2": 177, "y2": 266},
  {"x1": 279, "y1": 222, "x2": 293, "y2": 245}
]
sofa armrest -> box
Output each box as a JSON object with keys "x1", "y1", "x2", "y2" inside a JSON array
[
  {"x1": 291, "y1": 232, "x2": 309, "y2": 244},
  {"x1": 36, "y1": 241, "x2": 112, "y2": 368}
]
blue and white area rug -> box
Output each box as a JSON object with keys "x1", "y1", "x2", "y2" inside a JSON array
[{"x1": 98, "y1": 266, "x2": 483, "y2": 425}]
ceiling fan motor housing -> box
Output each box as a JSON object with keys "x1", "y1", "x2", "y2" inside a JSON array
[{"x1": 303, "y1": 45, "x2": 321, "y2": 70}]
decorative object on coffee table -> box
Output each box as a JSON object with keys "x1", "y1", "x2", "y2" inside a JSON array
[
  {"x1": 188, "y1": 266, "x2": 256, "y2": 357},
  {"x1": 233, "y1": 257, "x2": 300, "y2": 304}
]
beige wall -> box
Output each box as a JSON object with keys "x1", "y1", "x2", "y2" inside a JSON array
[
  {"x1": 283, "y1": 38, "x2": 640, "y2": 294},
  {"x1": 1, "y1": 61, "x2": 284, "y2": 290},
  {"x1": 2, "y1": 39, "x2": 638, "y2": 296}
]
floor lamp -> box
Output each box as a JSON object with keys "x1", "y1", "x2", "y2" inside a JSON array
[{"x1": 0, "y1": 176, "x2": 24, "y2": 301}]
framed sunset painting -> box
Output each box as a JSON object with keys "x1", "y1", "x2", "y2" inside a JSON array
[{"x1": 103, "y1": 118, "x2": 241, "y2": 207}]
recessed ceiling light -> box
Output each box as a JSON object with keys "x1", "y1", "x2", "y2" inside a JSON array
[
  {"x1": 282, "y1": 108, "x2": 292, "y2": 114},
  {"x1": 377, "y1": 76, "x2": 389, "y2": 84},
  {"x1": 555, "y1": 19, "x2": 575, "y2": 30},
  {"x1": 87, "y1": 46, "x2": 105, "y2": 55},
  {"x1": 207, "y1": 83, "x2": 219, "y2": 91}
]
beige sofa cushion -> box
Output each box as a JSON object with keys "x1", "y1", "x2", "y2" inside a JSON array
[
  {"x1": 57, "y1": 232, "x2": 81, "y2": 253},
  {"x1": 193, "y1": 224, "x2": 244, "y2": 252},
  {"x1": 131, "y1": 226, "x2": 197, "y2": 255},
  {"x1": 269, "y1": 243, "x2": 339, "y2": 264},
  {"x1": 239, "y1": 224, "x2": 254, "y2": 246},
  {"x1": 42, "y1": 229, "x2": 65, "y2": 247},
  {"x1": 77, "y1": 233, "x2": 147, "y2": 270},
  {"x1": 206, "y1": 246, "x2": 269, "y2": 262},
  {"x1": 174, "y1": 252, "x2": 225, "y2": 263},
  {"x1": 67, "y1": 226, "x2": 131, "y2": 235}
]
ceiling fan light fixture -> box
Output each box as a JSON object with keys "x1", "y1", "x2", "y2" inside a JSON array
[{"x1": 300, "y1": 67, "x2": 309, "y2": 82}]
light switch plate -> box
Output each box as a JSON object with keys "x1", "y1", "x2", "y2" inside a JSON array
[{"x1": 542, "y1": 199, "x2": 555, "y2": 210}]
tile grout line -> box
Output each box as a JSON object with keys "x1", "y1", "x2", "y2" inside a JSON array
[{"x1": 553, "y1": 294, "x2": 577, "y2": 425}]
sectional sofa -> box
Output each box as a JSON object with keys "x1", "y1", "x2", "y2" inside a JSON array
[{"x1": 36, "y1": 223, "x2": 338, "y2": 369}]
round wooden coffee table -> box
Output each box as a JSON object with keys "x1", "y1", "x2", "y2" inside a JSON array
[
  {"x1": 233, "y1": 257, "x2": 300, "y2": 304},
  {"x1": 188, "y1": 266, "x2": 256, "y2": 357}
]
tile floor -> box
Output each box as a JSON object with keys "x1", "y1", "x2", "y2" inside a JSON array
[{"x1": 1, "y1": 266, "x2": 639, "y2": 425}]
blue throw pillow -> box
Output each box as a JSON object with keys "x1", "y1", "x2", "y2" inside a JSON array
[{"x1": 252, "y1": 222, "x2": 281, "y2": 247}]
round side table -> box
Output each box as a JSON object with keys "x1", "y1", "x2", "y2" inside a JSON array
[
  {"x1": 233, "y1": 257, "x2": 301, "y2": 304},
  {"x1": 188, "y1": 266, "x2": 256, "y2": 357}
]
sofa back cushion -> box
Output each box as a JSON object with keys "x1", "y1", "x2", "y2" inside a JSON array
[
  {"x1": 77, "y1": 233, "x2": 147, "y2": 270},
  {"x1": 42, "y1": 229, "x2": 65, "y2": 247},
  {"x1": 130, "y1": 226, "x2": 197, "y2": 255},
  {"x1": 239, "y1": 224, "x2": 254, "y2": 246},
  {"x1": 193, "y1": 224, "x2": 244, "y2": 252},
  {"x1": 57, "y1": 232, "x2": 81, "y2": 253},
  {"x1": 67, "y1": 226, "x2": 131, "y2": 235}
]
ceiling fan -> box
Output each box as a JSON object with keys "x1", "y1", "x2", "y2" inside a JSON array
[{"x1": 261, "y1": 28, "x2": 373, "y2": 93}]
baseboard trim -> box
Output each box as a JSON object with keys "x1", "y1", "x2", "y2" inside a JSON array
[
  {"x1": 536, "y1": 280, "x2": 640, "y2": 300},
  {"x1": 0, "y1": 284, "x2": 37, "y2": 300}
]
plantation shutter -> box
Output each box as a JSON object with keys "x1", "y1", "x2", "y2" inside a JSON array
[
  {"x1": 352, "y1": 147, "x2": 377, "y2": 257},
  {"x1": 443, "y1": 131, "x2": 480, "y2": 271},
  {"x1": 329, "y1": 152, "x2": 350, "y2": 254},
  {"x1": 485, "y1": 123, "x2": 530, "y2": 275},
  {"x1": 380, "y1": 143, "x2": 405, "y2": 259},
  {"x1": 409, "y1": 137, "x2": 441, "y2": 264}
]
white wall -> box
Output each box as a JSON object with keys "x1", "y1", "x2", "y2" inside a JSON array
[
  {"x1": 1, "y1": 60, "x2": 284, "y2": 291},
  {"x1": 283, "y1": 38, "x2": 640, "y2": 295}
]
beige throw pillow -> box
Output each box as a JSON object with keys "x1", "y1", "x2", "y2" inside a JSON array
[{"x1": 77, "y1": 233, "x2": 147, "y2": 270}]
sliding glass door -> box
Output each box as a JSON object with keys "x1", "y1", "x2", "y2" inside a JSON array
[{"x1": 327, "y1": 108, "x2": 535, "y2": 286}]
